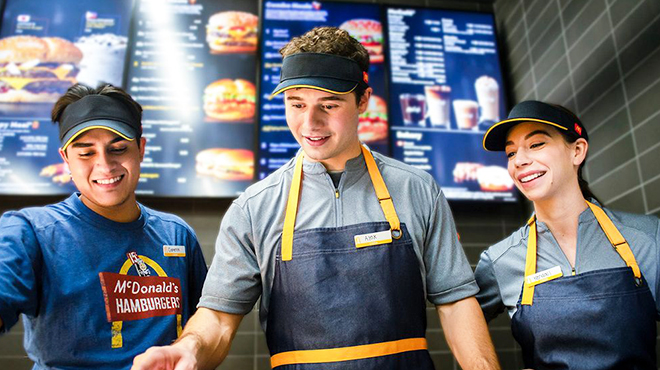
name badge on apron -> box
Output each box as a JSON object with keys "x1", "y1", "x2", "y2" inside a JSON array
[
  {"x1": 525, "y1": 266, "x2": 563, "y2": 287},
  {"x1": 354, "y1": 230, "x2": 392, "y2": 249}
]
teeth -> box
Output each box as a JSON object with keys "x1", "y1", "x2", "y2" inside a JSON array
[
  {"x1": 96, "y1": 176, "x2": 122, "y2": 185},
  {"x1": 521, "y1": 172, "x2": 544, "y2": 183},
  {"x1": 308, "y1": 137, "x2": 326, "y2": 141}
]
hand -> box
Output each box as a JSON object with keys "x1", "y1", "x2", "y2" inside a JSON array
[{"x1": 131, "y1": 344, "x2": 197, "y2": 370}]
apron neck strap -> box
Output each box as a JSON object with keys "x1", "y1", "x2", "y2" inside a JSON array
[
  {"x1": 521, "y1": 200, "x2": 641, "y2": 305},
  {"x1": 281, "y1": 145, "x2": 402, "y2": 262}
]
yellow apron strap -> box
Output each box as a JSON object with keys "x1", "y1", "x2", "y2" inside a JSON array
[
  {"x1": 281, "y1": 153, "x2": 305, "y2": 262},
  {"x1": 281, "y1": 145, "x2": 402, "y2": 261},
  {"x1": 521, "y1": 216, "x2": 537, "y2": 306},
  {"x1": 270, "y1": 337, "x2": 427, "y2": 368},
  {"x1": 111, "y1": 321, "x2": 123, "y2": 348},
  {"x1": 586, "y1": 201, "x2": 641, "y2": 279},
  {"x1": 361, "y1": 146, "x2": 402, "y2": 238}
]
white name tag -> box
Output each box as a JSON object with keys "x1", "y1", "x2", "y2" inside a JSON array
[
  {"x1": 525, "y1": 266, "x2": 563, "y2": 287},
  {"x1": 163, "y1": 245, "x2": 186, "y2": 257},
  {"x1": 354, "y1": 230, "x2": 392, "y2": 249}
]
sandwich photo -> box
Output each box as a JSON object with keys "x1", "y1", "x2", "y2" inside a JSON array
[
  {"x1": 358, "y1": 95, "x2": 388, "y2": 143},
  {"x1": 339, "y1": 19, "x2": 383, "y2": 63},
  {"x1": 195, "y1": 148, "x2": 254, "y2": 181},
  {"x1": 206, "y1": 11, "x2": 258, "y2": 54},
  {"x1": 0, "y1": 35, "x2": 82, "y2": 103},
  {"x1": 203, "y1": 78, "x2": 256, "y2": 122}
]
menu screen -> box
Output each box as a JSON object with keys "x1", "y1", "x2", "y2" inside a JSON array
[
  {"x1": 125, "y1": 0, "x2": 257, "y2": 197},
  {"x1": 258, "y1": 0, "x2": 388, "y2": 180},
  {"x1": 387, "y1": 7, "x2": 515, "y2": 202},
  {"x1": 0, "y1": 0, "x2": 134, "y2": 195}
]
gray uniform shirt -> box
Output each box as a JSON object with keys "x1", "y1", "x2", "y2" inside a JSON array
[
  {"x1": 475, "y1": 202, "x2": 660, "y2": 321},
  {"x1": 199, "y1": 150, "x2": 478, "y2": 330}
]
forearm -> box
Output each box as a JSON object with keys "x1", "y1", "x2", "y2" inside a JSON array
[
  {"x1": 437, "y1": 297, "x2": 500, "y2": 370},
  {"x1": 173, "y1": 308, "x2": 243, "y2": 370}
]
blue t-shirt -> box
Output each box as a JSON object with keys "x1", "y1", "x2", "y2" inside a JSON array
[{"x1": 0, "y1": 194, "x2": 208, "y2": 370}]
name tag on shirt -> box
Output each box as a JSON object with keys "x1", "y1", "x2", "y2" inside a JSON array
[
  {"x1": 163, "y1": 245, "x2": 186, "y2": 257},
  {"x1": 354, "y1": 230, "x2": 392, "y2": 249},
  {"x1": 525, "y1": 266, "x2": 563, "y2": 287}
]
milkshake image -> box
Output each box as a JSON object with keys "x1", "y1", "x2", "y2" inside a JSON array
[
  {"x1": 424, "y1": 85, "x2": 451, "y2": 128},
  {"x1": 453, "y1": 100, "x2": 479, "y2": 130},
  {"x1": 475, "y1": 75, "x2": 499, "y2": 124},
  {"x1": 399, "y1": 93, "x2": 427, "y2": 127},
  {"x1": 75, "y1": 33, "x2": 128, "y2": 87}
]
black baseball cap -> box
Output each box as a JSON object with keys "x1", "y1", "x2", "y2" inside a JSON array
[
  {"x1": 483, "y1": 100, "x2": 588, "y2": 151},
  {"x1": 271, "y1": 53, "x2": 369, "y2": 98},
  {"x1": 59, "y1": 95, "x2": 141, "y2": 150}
]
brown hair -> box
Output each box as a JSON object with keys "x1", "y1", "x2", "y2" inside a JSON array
[
  {"x1": 550, "y1": 104, "x2": 601, "y2": 205},
  {"x1": 279, "y1": 26, "x2": 369, "y2": 104},
  {"x1": 52, "y1": 83, "x2": 143, "y2": 145}
]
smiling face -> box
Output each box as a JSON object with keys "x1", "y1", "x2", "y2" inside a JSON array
[
  {"x1": 59, "y1": 128, "x2": 145, "y2": 222},
  {"x1": 505, "y1": 121, "x2": 587, "y2": 203},
  {"x1": 284, "y1": 87, "x2": 371, "y2": 171}
]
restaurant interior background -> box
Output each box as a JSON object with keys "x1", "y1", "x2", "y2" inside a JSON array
[{"x1": 0, "y1": 0, "x2": 659, "y2": 368}]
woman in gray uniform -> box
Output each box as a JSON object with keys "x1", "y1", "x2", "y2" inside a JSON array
[{"x1": 476, "y1": 100, "x2": 659, "y2": 370}]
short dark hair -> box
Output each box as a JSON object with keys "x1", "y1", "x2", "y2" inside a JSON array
[
  {"x1": 52, "y1": 83, "x2": 143, "y2": 143},
  {"x1": 279, "y1": 27, "x2": 369, "y2": 104}
]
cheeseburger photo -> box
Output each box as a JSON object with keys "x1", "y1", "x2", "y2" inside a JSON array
[
  {"x1": 0, "y1": 35, "x2": 82, "y2": 103},
  {"x1": 195, "y1": 148, "x2": 254, "y2": 181},
  {"x1": 203, "y1": 78, "x2": 256, "y2": 122},
  {"x1": 206, "y1": 11, "x2": 258, "y2": 54},
  {"x1": 339, "y1": 19, "x2": 383, "y2": 63},
  {"x1": 358, "y1": 95, "x2": 388, "y2": 143}
]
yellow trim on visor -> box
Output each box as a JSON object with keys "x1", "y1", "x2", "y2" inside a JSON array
[
  {"x1": 482, "y1": 117, "x2": 568, "y2": 151},
  {"x1": 61, "y1": 125, "x2": 135, "y2": 151},
  {"x1": 270, "y1": 83, "x2": 357, "y2": 99}
]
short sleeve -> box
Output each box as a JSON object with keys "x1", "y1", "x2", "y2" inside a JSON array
[
  {"x1": 474, "y1": 251, "x2": 506, "y2": 322},
  {"x1": 0, "y1": 212, "x2": 41, "y2": 333},
  {"x1": 424, "y1": 190, "x2": 479, "y2": 305},
  {"x1": 186, "y1": 235, "x2": 208, "y2": 314},
  {"x1": 198, "y1": 202, "x2": 261, "y2": 315}
]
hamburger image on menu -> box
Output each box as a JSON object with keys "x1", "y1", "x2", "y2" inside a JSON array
[
  {"x1": 358, "y1": 95, "x2": 388, "y2": 143},
  {"x1": 339, "y1": 19, "x2": 383, "y2": 63},
  {"x1": 195, "y1": 148, "x2": 254, "y2": 181},
  {"x1": 0, "y1": 35, "x2": 82, "y2": 103},
  {"x1": 206, "y1": 11, "x2": 258, "y2": 54},
  {"x1": 203, "y1": 79, "x2": 256, "y2": 122}
]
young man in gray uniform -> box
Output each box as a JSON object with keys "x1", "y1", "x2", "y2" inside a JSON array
[{"x1": 133, "y1": 27, "x2": 500, "y2": 370}]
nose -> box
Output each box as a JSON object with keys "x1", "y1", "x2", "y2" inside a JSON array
[
  {"x1": 94, "y1": 150, "x2": 118, "y2": 172},
  {"x1": 302, "y1": 106, "x2": 325, "y2": 130},
  {"x1": 513, "y1": 148, "x2": 531, "y2": 168}
]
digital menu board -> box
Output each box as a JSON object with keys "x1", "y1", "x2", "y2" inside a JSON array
[
  {"x1": 0, "y1": 0, "x2": 133, "y2": 195},
  {"x1": 386, "y1": 7, "x2": 515, "y2": 202},
  {"x1": 125, "y1": 0, "x2": 257, "y2": 197},
  {"x1": 258, "y1": 0, "x2": 388, "y2": 180}
]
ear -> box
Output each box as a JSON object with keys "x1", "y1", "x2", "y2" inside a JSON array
[
  {"x1": 573, "y1": 138, "x2": 588, "y2": 167},
  {"x1": 139, "y1": 137, "x2": 146, "y2": 162},
  {"x1": 357, "y1": 87, "x2": 372, "y2": 114},
  {"x1": 59, "y1": 148, "x2": 69, "y2": 164}
]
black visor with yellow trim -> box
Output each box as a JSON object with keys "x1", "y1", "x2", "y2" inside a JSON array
[
  {"x1": 271, "y1": 53, "x2": 369, "y2": 97},
  {"x1": 483, "y1": 100, "x2": 588, "y2": 151},
  {"x1": 59, "y1": 95, "x2": 141, "y2": 150}
]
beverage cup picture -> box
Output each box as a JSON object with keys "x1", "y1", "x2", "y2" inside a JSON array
[
  {"x1": 400, "y1": 93, "x2": 427, "y2": 127},
  {"x1": 425, "y1": 85, "x2": 451, "y2": 129},
  {"x1": 453, "y1": 100, "x2": 479, "y2": 130},
  {"x1": 475, "y1": 75, "x2": 499, "y2": 123}
]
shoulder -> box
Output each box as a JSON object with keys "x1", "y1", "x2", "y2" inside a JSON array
[
  {"x1": 605, "y1": 207, "x2": 660, "y2": 241},
  {"x1": 233, "y1": 156, "x2": 295, "y2": 210},
  {"x1": 483, "y1": 223, "x2": 528, "y2": 266},
  {"x1": 1, "y1": 198, "x2": 78, "y2": 231},
  {"x1": 141, "y1": 205, "x2": 198, "y2": 238},
  {"x1": 372, "y1": 151, "x2": 440, "y2": 197}
]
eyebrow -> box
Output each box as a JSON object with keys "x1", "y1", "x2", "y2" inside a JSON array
[
  {"x1": 285, "y1": 95, "x2": 347, "y2": 102},
  {"x1": 505, "y1": 129, "x2": 552, "y2": 147},
  {"x1": 70, "y1": 136, "x2": 126, "y2": 148}
]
